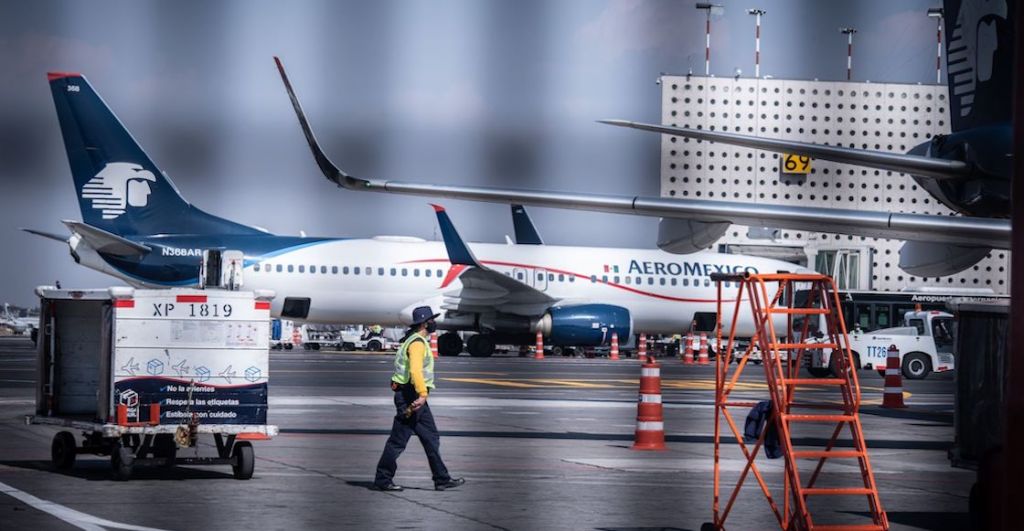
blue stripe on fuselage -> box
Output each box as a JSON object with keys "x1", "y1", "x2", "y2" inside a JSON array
[{"x1": 99, "y1": 234, "x2": 344, "y2": 285}]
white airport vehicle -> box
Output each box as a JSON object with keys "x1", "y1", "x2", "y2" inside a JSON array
[
  {"x1": 807, "y1": 310, "x2": 955, "y2": 380},
  {"x1": 26, "y1": 286, "x2": 278, "y2": 480}
]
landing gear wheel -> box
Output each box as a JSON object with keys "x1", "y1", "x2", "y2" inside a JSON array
[
  {"x1": 232, "y1": 441, "x2": 254, "y2": 480},
  {"x1": 438, "y1": 333, "x2": 463, "y2": 356},
  {"x1": 111, "y1": 444, "x2": 134, "y2": 481},
  {"x1": 51, "y1": 431, "x2": 76, "y2": 470},
  {"x1": 467, "y1": 334, "x2": 495, "y2": 357},
  {"x1": 902, "y1": 352, "x2": 932, "y2": 380}
]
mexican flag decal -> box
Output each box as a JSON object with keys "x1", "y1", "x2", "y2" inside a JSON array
[{"x1": 603, "y1": 264, "x2": 620, "y2": 273}]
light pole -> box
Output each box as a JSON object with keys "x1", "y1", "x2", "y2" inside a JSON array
[
  {"x1": 695, "y1": 3, "x2": 724, "y2": 76},
  {"x1": 747, "y1": 9, "x2": 766, "y2": 78},
  {"x1": 928, "y1": 7, "x2": 944, "y2": 84},
  {"x1": 839, "y1": 27, "x2": 858, "y2": 81}
]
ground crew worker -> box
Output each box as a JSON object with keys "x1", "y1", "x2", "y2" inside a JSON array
[{"x1": 373, "y1": 306, "x2": 465, "y2": 492}]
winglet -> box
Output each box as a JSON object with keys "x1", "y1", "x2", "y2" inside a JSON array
[
  {"x1": 511, "y1": 204, "x2": 543, "y2": 245},
  {"x1": 274, "y1": 56, "x2": 371, "y2": 190},
  {"x1": 432, "y1": 206, "x2": 480, "y2": 267}
]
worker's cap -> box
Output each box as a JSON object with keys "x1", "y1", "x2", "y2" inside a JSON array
[{"x1": 411, "y1": 306, "x2": 440, "y2": 326}]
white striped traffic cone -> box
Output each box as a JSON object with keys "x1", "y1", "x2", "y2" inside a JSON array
[
  {"x1": 632, "y1": 361, "x2": 666, "y2": 450},
  {"x1": 682, "y1": 333, "x2": 695, "y2": 364},
  {"x1": 534, "y1": 331, "x2": 544, "y2": 359},
  {"x1": 881, "y1": 344, "x2": 906, "y2": 408},
  {"x1": 638, "y1": 333, "x2": 648, "y2": 362},
  {"x1": 610, "y1": 332, "x2": 620, "y2": 360},
  {"x1": 697, "y1": 333, "x2": 709, "y2": 365},
  {"x1": 430, "y1": 332, "x2": 439, "y2": 358}
]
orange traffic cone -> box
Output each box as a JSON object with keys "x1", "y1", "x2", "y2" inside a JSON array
[
  {"x1": 430, "y1": 332, "x2": 439, "y2": 358},
  {"x1": 632, "y1": 361, "x2": 666, "y2": 450},
  {"x1": 610, "y1": 332, "x2": 620, "y2": 360},
  {"x1": 534, "y1": 331, "x2": 544, "y2": 359},
  {"x1": 682, "y1": 333, "x2": 695, "y2": 364},
  {"x1": 881, "y1": 344, "x2": 906, "y2": 408},
  {"x1": 638, "y1": 333, "x2": 648, "y2": 362},
  {"x1": 697, "y1": 333, "x2": 709, "y2": 365}
]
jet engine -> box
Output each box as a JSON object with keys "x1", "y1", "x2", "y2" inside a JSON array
[{"x1": 536, "y1": 304, "x2": 632, "y2": 346}]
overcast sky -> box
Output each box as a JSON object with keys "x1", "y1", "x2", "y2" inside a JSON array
[{"x1": 0, "y1": 0, "x2": 944, "y2": 307}]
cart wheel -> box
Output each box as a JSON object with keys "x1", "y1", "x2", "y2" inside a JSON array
[
  {"x1": 152, "y1": 434, "x2": 177, "y2": 467},
  {"x1": 51, "y1": 431, "x2": 76, "y2": 470},
  {"x1": 111, "y1": 444, "x2": 134, "y2": 481},
  {"x1": 232, "y1": 441, "x2": 254, "y2": 480}
]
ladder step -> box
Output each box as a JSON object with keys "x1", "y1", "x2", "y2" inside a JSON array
[
  {"x1": 803, "y1": 487, "x2": 875, "y2": 496},
  {"x1": 768, "y1": 343, "x2": 838, "y2": 350},
  {"x1": 813, "y1": 525, "x2": 887, "y2": 531},
  {"x1": 767, "y1": 308, "x2": 830, "y2": 315},
  {"x1": 780, "y1": 378, "x2": 847, "y2": 386},
  {"x1": 792, "y1": 450, "x2": 864, "y2": 459},
  {"x1": 784, "y1": 414, "x2": 856, "y2": 423}
]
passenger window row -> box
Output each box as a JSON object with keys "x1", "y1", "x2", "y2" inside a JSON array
[{"x1": 253, "y1": 263, "x2": 444, "y2": 278}]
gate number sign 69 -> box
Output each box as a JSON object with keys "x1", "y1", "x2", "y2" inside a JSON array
[{"x1": 782, "y1": 153, "x2": 811, "y2": 174}]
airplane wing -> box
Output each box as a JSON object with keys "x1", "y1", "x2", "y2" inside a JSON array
[
  {"x1": 274, "y1": 57, "x2": 1010, "y2": 274},
  {"x1": 598, "y1": 120, "x2": 970, "y2": 181},
  {"x1": 431, "y1": 204, "x2": 556, "y2": 317}
]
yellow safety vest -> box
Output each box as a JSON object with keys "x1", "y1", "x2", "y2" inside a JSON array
[{"x1": 391, "y1": 333, "x2": 435, "y2": 390}]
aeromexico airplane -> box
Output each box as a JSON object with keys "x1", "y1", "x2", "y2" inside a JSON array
[{"x1": 29, "y1": 72, "x2": 800, "y2": 356}]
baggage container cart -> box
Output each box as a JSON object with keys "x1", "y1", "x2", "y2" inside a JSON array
[{"x1": 26, "y1": 286, "x2": 277, "y2": 480}]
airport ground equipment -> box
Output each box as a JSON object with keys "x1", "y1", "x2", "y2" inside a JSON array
[
  {"x1": 632, "y1": 360, "x2": 665, "y2": 451},
  {"x1": 706, "y1": 272, "x2": 887, "y2": 531},
  {"x1": 879, "y1": 345, "x2": 906, "y2": 409},
  {"x1": 27, "y1": 286, "x2": 278, "y2": 480},
  {"x1": 944, "y1": 300, "x2": 1008, "y2": 529},
  {"x1": 807, "y1": 309, "x2": 955, "y2": 379}
]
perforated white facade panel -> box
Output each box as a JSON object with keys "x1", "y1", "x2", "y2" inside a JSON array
[{"x1": 659, "y1": 75, "x2": 1008, "y2": 294}]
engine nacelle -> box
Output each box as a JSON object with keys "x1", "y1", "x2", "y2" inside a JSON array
[{"x1": 537, "y1": 304, "x2": 632, "y2": 347}]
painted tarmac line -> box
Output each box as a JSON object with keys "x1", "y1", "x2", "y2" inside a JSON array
[{"x1": 0, "y1": 479, "x2": 170, "y2": 531}]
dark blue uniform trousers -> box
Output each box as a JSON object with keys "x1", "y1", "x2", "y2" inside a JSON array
[{"x1": 374, "y1": 385, "x2": 451, "y2": 487}]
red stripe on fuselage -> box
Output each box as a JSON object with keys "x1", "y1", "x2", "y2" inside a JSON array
[{"x1": 398, "y1": 258, "x2": 734, "y2": 303}]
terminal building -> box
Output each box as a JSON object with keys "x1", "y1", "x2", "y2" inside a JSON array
[{"x1": 658, "y1": 75, "x2": 1009, "y2": 295}]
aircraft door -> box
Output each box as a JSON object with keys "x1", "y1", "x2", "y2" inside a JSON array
[{"x1": 535, "y1": 268, "x2": 548, "y2": 291}]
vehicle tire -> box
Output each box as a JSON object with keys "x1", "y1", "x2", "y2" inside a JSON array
[
  {"x1": 152, "y1": 434, "x2": 177, "y2": 466},
  {"x1": 438, "y1": 333, "x2": 463, "y2": 356},
  {"x1": 111, "y1": 444, "x2": 134, "y2": 481},
  {"x1": 232, "y1": 441, "x2": 255, "y2": 480},
  {"x1": 829, "y1": 351, "x2": 860, "y2": 377},
  {"x1": 551, "y1": 345, "x2": 564, "y2": 357},
  {"x1": 468, "y1": 334, "x2": 495, "y2": 357},
  {"x1": 284, "y1": 343, "x2": 293, "y2": 350},
  {"x1": 51, "y1": 431, "x2": 76, "y2": 470},
  {"x1": 341, "y1": 342, "x2": 356, "y2": 351},
  {"x1": 311, "y1": 342, "x2": 321, "y2": 351},
  {"x1": 367, "y1": 339, "x2": 383, "y2": 352},
  {"x1": 806, "y1": 367, "x2": 832, "y2": 378},
  {"x1": 902, "y1": 352, "x2": 932, "y2": 380}
]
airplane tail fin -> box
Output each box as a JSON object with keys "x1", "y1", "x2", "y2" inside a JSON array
[
  {"x1": 944, "y1": 0, "x2": 1014, "y2": 131},
  {"x1": 48, "y1": 72, "x2": 263, "y2": 237}
]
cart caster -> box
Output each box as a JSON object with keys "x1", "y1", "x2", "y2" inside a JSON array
[
  {"x1": 152, "y1": 434, "x2": 177, "y2": 467},
  {"x1": 111, "y1": 444, "x2": 134, "y2": 481},
  {"x1": 51, "y1": 431, "x2": 76, "y2": 470},
  {"x1": 232, "y1": 441, "x2": 254, "y2": 480}
]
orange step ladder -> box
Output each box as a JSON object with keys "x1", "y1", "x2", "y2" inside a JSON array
[{"x1": 705, "y1": 272, "x2": 887, "y2": 531}]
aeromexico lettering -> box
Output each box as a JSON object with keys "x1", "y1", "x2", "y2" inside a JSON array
[{"x1": 625, "y1": 260, "x2": 757, "y2": 277}]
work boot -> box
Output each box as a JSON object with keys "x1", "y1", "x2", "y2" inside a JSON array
[
  {"x1": 372, "y1": 482, "x2": 404, "y2": 492},
  {"x1": 435, "y1": 477, "x2": 466, "y2": 491}
]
